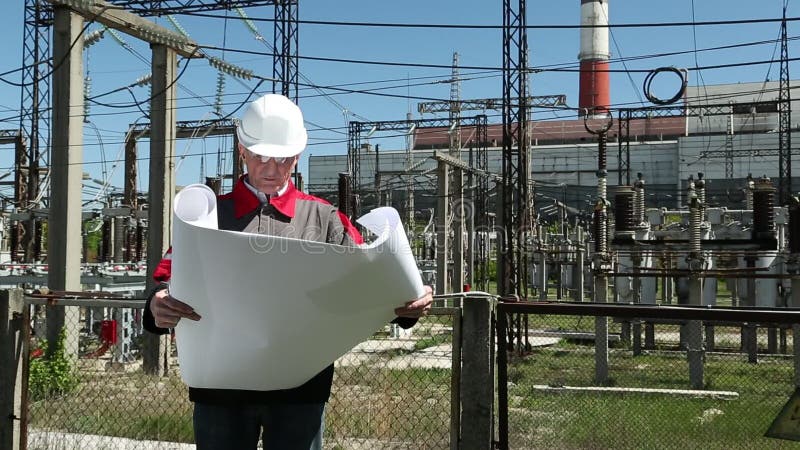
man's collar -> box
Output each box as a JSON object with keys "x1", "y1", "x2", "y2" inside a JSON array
[
  {"x1": 242, "y1": 177, "x2": 289, "y2": 203},
  {"x1": 228, "y1": 176, "x2": 298, "y2": 219}
]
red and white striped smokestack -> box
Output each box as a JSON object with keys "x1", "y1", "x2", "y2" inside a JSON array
[{"x1": 579, "y1": 0, "x2": 611, "y2": 116}]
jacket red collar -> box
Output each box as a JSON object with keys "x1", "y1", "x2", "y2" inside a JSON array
[{"x1": 224, "y1": 176, "x2": 299, "y2": 219}]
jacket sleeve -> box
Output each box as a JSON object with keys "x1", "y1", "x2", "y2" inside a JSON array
[
  {"x1": 152, "y1": 247, "x2": 173, "y2": 283},
  {"x1": 143, "y1": 283, "x2": 171, "y2": 335},
  {"x1": 143, "y1": 248, "x2": 174, "y2": 335},
  {"x1": 328, "y1": 208, "x2": 418, "y2": 330},
  {"x1": 327, "y1": 209, "x2": 364, "y2": 246}
]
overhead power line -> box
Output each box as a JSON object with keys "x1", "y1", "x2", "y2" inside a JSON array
[
  {"x1": 201, "y1": 44, "x2": 800, "y2": 74},
  {"x1": 178, "y1": 11, "x2": 800, "y2": 30}
]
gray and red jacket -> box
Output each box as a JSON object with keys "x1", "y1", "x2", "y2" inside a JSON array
[{"x1": 144, "y1": 177, "x2": 414, "y2": 405}]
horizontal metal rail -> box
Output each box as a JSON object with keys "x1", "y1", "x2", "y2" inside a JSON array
[
  {"x1": 498, "y1": 301, "x2": 800, "y2": 324},
  {"x1": 24, "y1": 296, "x2": 146, "y2": 308}
]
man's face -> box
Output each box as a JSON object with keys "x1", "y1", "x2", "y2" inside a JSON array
[{"x1": 239, "y1": 144, "x2": 299, "y2": 195}]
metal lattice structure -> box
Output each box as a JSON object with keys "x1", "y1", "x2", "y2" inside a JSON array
[
  {"x1": 348, "y1": 116, "x2": 489, "y2": 181},
  {"x1": 617, "y1": 100, "x2": 781, "y2": 185},
  {"x1": 725, "y1": 111, "x2": 734, "y2": 179},
  {"x1": 347, "y1": 116, "x2": 489, "y2": 218},
  {"x1": 418, "y1": 95, "x2": 566, "y2": 115},
  {"x1": 129, "y1": 118, "x2": 237, "y2": 137},
  {"x1": 18, "y1": 0, "x2": 298, "y2": 225},
  {"x1": 450, "y1": 52, "x2": 462, "y2": 157},
  {"x1": 500, "y1": 0, "x2": 530, "y2": 297},
  {"x1": 779, "y1": 6, "x2": 792, "y2": 205},
  {"x1": 17, "y1": 0, "x2": 52, "y2": 261},
  {"x1": 472, "y1": 116, "x2": 490, "y2": 291},
  {"x1": 272, "y1": 1, "x2": 299, "y2": 101},
  {"x1": 107, "y1": 0, "x2": 279, "y2": 13}
]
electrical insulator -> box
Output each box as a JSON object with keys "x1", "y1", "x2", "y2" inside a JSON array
[
  {"x1": 695, "y1": 173, "x2": 706, "y2": 221},
  {"x1": 83, "y1": 28, "x2": 105, "y2": 48},
  {"x1": 689, "y1": 194, "x2": 702, "y2": 255},
  {"x1": 83, "y1": 76, "x2": 91, "y2": 121},
  {"x1": 214, "y1": 71, "x2": 226, "y2": 117},
  {"x1": 752, "y1": 176, "x2": 776, "y2": 239},
  {"x1": 597, "y1": 133, "x2": 607, "y2": 170},
  {"x1": 634, "y1": 174, "x2": 646, "y2": 225},
  {"x1": 167, "y1": 15, "x2": 191, "y2": 39},
  {"x1": 614, "y1": 188, "x2": 635, "y2": 233},
  {"x1": 593, "y1": 204, "x2": 608, "y2": 255},
  {"x1": 338, "y1": 172, "x2": 353, "y2": 219},
  {"x1": 134, "y1": 74, "x2": 152, "y2": 87},
  {"x1": 789, "y1": 197, "x2": 800, "y2": 254}
]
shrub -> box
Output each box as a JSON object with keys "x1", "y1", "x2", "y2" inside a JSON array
[{"x1": 29, "y1": 328, "x2": 80, "y2": 401}]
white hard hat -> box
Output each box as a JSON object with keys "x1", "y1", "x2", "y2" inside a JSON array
[{"x1": 236, "y1": 94, "x2": 308, "y2": 158}]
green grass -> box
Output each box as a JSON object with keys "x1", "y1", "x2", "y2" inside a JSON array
[
  {"x1": 504, "y1": 345, "x2": 797, "y2": 449},
  {"x1": 510, "y1": 393, "x2": 795, "y2": 450},
  {"x1": 28, "y1": 368, "x2": 194, "y2": 443}
]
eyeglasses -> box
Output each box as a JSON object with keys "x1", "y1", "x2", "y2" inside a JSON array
[{"x1": 244, "y1": 149, "x2": 293, "y2": 165}]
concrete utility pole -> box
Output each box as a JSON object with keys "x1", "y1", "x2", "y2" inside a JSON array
[
  {"x1": 573, "y1": 227, "x2": 585, "y2": 302},
  {"x1": 686, "y1": 180, "x2": 705, "y2": 389},
  {"x1": 8, "y1": 132, "x2": 26, "y2": 262},
  {"x1": 48, "y1": 0, "x2": 202, "y2": 375},
  {"x1": 47, "y1": 5, "x2": 84, "y2": 358},
  {"x1": 789, "y1": 197, "x2": 800, "y2": 387},
  {"x1": 436, "y1": 159, "x2": 450, "y2": 296},
  {"x1": 453, "y1": 168, "x2": 465, "y2": 294},
  {"x1": 143, "y1": 43, "x2": 178, "y2": 376},
  {"x1": 0, "y1": 289, "x2": 25, "y2": 450},
  {"x1": 124, "y1": 133, "x2": 139, "y2": 260},
  {"x1": 434, "y1": 151, "x2": 475, "y2": 297}
]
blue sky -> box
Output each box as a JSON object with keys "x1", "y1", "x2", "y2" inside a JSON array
[{"x1": 0, "y1": 0, "x2": 797, "y2": 205}]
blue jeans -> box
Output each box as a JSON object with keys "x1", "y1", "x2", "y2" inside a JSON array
[{"x1": 193, "y1": 402, "x2": 325, "y2": 450}]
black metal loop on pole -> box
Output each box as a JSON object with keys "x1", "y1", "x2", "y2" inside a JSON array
[
  {"x1": 643, "y1": 67, "x2": 688, "y2": 105},
  {"x1": 583, "y1": 108, "x2": 614, "y2": 135}
]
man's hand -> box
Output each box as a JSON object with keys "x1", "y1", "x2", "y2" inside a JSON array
[
  {"x1": 150, "y1": 288, "x2": 201, "y2": 329},
  {"x1": 395, "y1": 285, "x2": 433, "y2": 319}
]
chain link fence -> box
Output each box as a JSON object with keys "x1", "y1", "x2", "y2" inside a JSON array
[
  {"x1": 20, "y1": 299, "x2": 458, "y2": 450},
  {"x1": 499, "y1": 311, "x2": 799, "y2": 450},
  {"x1": 16, "y1": 295, "x2": 800, "y2": 449}
]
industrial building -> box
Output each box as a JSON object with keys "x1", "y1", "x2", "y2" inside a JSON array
[{"x1": 309, "y1": 80, "x2": 800, "y2": 220}]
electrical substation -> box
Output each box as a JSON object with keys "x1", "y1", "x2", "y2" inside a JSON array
[
  {"x1": 3, "y1": 0, "x2": 799, "y2": 390},
  {"x1": 5, "y1": 0, "x2": 800, "y2": 449}
]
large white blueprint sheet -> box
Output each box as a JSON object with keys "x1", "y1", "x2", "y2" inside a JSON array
[{"x1": 170, "y1": 184, "x2": 425, "y2": 390}]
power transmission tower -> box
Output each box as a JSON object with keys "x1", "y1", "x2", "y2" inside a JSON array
[
  {"x1": 725, "y1": 106, "x2": 734, "y2": 179},
  {"x1": 450, "y1": 52, "x2": 461, "y2": 157},
  {"x1": 17, "y1": 2, "x2": 298, "y2": 240},
  {"x1": 779, "y1": 5, "x2": 792, "y2": 205},
  {"x1": 273, "y1": 1, "x2": 299, "y2": 101},
  {"x1": 17, "y1": 0, "x2": 52, "y2": 261},
  {"x1": 419, "y1": 95, "x2": 566, "y2": 114},
  {"x1": 500, "y1": 0, "x2": 531, "y2": 298}
]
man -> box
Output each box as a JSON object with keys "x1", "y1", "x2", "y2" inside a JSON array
[{"x1": 143, "y1": 94, "x2": 433, "y2": 450}]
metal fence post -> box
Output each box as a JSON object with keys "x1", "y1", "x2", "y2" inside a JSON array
[
  {"x1": 792, "y1": 276, "x2": 800, "y2": 387},
  {"x1": 0, "y1": 289, "x2": 25, "y2": 450},
  {"x1": 460, "y1": 295, "x2": 495, "y2": 449}
]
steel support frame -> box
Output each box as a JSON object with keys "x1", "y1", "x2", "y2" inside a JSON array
[
  {"x1": 273, "y1": 0, "x2": 299, "y2": 101},
  {"x1": 617, "y1": 100, "x2": 780, "y2": 184},
  {"x1": 8, "y1": 132, "x2": 26, "y2": 262},
  {"x1": 617, "y1": 109, "x2": 631, "y2": 186},
  {"x1": 500, "y1": 0, "x2": 530, "y2": 298},
  {"x1": 108, "y1": 0, "x2": 279, "y2": 14},
  {"x1": 19, "y1": 0, "x2": 52, "y2": 262},
  {"x1": 474, "y1": 117, "x2": 490, "y2": 291},
  {"x1": 779, "y1": 7, "x2": 792, "y2": 205},
  {"x1": 347, "y1": 115, "x2": 489, "y2": 200},
  {"x1": 20, "y1": 2, "x2": 296, "y2": 244}
]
